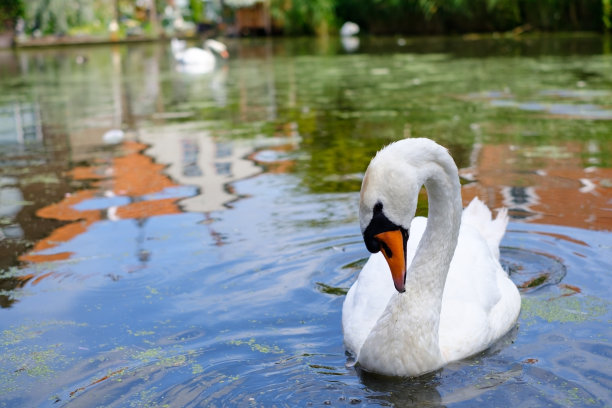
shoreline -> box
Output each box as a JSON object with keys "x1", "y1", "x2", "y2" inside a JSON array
[{"x1": 1, "y1": 30, "x2": 607, "y2": 50}]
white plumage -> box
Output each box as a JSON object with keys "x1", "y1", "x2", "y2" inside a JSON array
[
  {"x1": 171, "y1": 38, "x2": 229, "y2": 74},
  {"x1": 342, "y1": 138, "x2": 521, "y2": 377},
  {"x1": 340, "y1": 21, "x2": 360, "y2": 37}
]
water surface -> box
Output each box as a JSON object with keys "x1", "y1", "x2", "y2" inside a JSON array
[{"x1": 0, "y1": 35, "x2": 611, "y2": 407}]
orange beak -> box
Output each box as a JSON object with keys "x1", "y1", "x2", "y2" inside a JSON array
[
  {"x1": 220, "y1": 50, "x2": 229, "y2": 59},
  {"x1": 374, "y1": 230, "x2": 407, "y2": 292}
]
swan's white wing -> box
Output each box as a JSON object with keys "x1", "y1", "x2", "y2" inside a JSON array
[
  {"x1": 461, "y1": 197, "x2": 508, "y2": 260},
  {"x1": 439, "y1": 199, "x2": 520, "y2": 361},
  {"x1": 342, "y1": 252, "x2": 392, "y2": 355},
  {"x1": 342, "y1": 217, "x2": 426, "y2": 355},
  {"x1": 178, "y1": 48, "x2": 215, "y2": 67}
]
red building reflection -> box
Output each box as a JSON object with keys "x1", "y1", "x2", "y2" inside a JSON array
[
  {"x1": 19, "y1": 141, "x2": 181, "y2": 267},
  {"x1": 461, "y1": 142, "x2": 612, "y2": 230}
]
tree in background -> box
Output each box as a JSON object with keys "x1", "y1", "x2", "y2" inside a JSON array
[
  {"x1": 0, "y1": 0, "x2": 24, "y2": 31},
  {"x1": 190, "y1": 0, "x2": 204, "y2": 23},
  {"x1": 334, "y1": 0, "x2": 608, "y2": 35},
  {"x1": 18, "y1": 0, "x2": 164, "y2": 38},
  {"x1": 23, "y1": 0, "x2": 111, "y2": 36},
  {"x1": 6, "y1": 0, "x2": 612, "y2": 40},
  {"x1": 270, "y1": 0, "x2": 335, "y2": 35}
]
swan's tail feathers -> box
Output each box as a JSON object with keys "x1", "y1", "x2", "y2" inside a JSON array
[{"x1": 462, "y1": 197, "x2": 509, "y2": 260}]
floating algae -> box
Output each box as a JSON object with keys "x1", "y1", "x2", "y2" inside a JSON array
[
  {"x1": 228, "y1": 338, "x2": 284, "y2": 354},
  {"x1": 521, "y1": 295, "x2": 609, "y2": 325}
]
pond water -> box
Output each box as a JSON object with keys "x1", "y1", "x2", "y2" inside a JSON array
[{"x1": 0, "y1": 35, "x2": 611, "y2": 407}]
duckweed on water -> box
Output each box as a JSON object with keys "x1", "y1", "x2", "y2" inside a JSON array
[
  {"x1": 132, "y1": 347, "x2": 164, "y2": 363},
  {"x1": 229, "y1": 338, "x2": 285, "y2": 354},
  {"x1": 128, "y1": 329, "x2": 156, "y2": 337},
  {"x1": 130, "y1": 345, "x2": 200, "y2": 370},
  {"x1": 0, "y1": 321, "x2": 85, "y2": 385},
  {"x1": 521, "y1": 295, "x2": 609, "y2": 325},
  {"x1": 7, "y1": 345, "x2": 63, "y2": 377},
  {"x1": 1, "y1": 320, "x2": 86, "y2": 346},
  {"x1": 0, "y1": 343, "x2": 72, "y2": 396}
]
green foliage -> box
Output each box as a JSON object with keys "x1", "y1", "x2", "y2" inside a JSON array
[
  {"x1": 334, "y1": 0, "x2": 607, "y2": 34},
  {"x1": 23, "y1": 0, "x2": 108, "y2": 36},
  {"x1": 9, "y1": 0, "x2": 612, "y2": 37},
  {"x1": 190, "y1": 0, "x2": 204, "y2": 23},
  {"x1": 604, "y1": 0, "x2": 612, "y2": 29},
  {"x1": 0, "y1": 0, "x2": 24, "y2": 29},
  {"x1": 270, "y1": 0, "x2": 336, "y2": 35}
]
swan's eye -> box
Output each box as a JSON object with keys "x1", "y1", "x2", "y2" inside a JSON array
[{"x1": 364, "y1": 234, "x2": 381, "y2": 253}]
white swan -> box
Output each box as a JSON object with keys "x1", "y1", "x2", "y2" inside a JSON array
[
  {"x1": 342, "y1": 138, "x2": 521, "y2": 377},
  {"x1": 171, "y1": 38, "x2": 229, "y2": 74},
  {"x1": 340, "y1": 21, "x2": 360, "y2": 37}
]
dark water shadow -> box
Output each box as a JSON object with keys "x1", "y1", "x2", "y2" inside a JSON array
[{"x1": 358, "y1": 369, "x2": 444, "y2": 407}]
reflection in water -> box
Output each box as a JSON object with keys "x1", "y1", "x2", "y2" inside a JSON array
[
  {"x1": 0, "y1": 101, "x2": 42, "y2": 144},
  {"x1": 501, "y1": 186, "x2": 540, "y2": 221},
  {"x1": 0, "y1": 36, "x2": 611, "y2": 406},
  {"x1": 461, "y1": 142, "x2": 612, "y2": 229},
  {"x1": 358, "y1": 370, "x2": 443, "y2": 407},
  {"x1": 341, "y1": 36, "x2": 360, "y2": 53},
  {"x1": 19, "y1": 141, "x2": 183, "y2": 265},
  {"x1": 491, "y1": 99, "x2": 612, "y2": 120},
  {"x1": 139, "y1": 122, "x2": 263, "y2": 212}
]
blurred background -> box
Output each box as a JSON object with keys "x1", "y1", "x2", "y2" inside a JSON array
[{"x1": 0, "y1": 0, "x2": 611, "y2": 47}]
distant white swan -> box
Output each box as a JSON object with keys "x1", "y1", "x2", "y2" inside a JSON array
[
  {"x1": 340, "y1": 21, "x2": 360, "y2": 37},
  {"x1": 171, "y1": 38, "x2": 229, "y2": 74},
  {"x1": 102, "y1": 129, "x2": 124, "y2": 144},
  {"x1": 342, "y1": 138, "x2": 521, "y2": 377}
]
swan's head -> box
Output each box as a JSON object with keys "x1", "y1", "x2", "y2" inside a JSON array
[
  {"x1": 205, "y1": 39, "x2": 229, "y2": 59},
  {"x1": 359, "y1": 141, "x2": 426, "y2": 292}
]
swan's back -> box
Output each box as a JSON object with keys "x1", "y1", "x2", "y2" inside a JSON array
[
  {"x1": 438, "y1": 198, "x2": 519, "y2": 361},
  {"x1": 179, "y1": 48, "x2": 215, "y2": 66},
  {"x1": 461, "y1": 197, "x2": 508, "y2": 260}
]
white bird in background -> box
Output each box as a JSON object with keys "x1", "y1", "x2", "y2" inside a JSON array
[
  {"x1": 340, "y1": 21, "x2": 360, "y2": 37},
  {"x1": 102, "y1": 129, "x2": 125, "y2": 144},
  {"x1": 171, "y1": 38, "x2": 229, "y2": 74},
  {"x1": 340, "y1": 22, "x2": 360, "y2": 52},
  {"x1": 342, "y1": 138, "x2": 521, "y2": 377}
]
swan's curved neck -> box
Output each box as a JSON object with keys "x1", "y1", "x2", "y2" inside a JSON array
[
  {"x1": 400, "y1": 158, "x2": 463, "y2": 362},
  {"x1": 410, "y1": 161, "x2": 462, "y2": 297}
]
